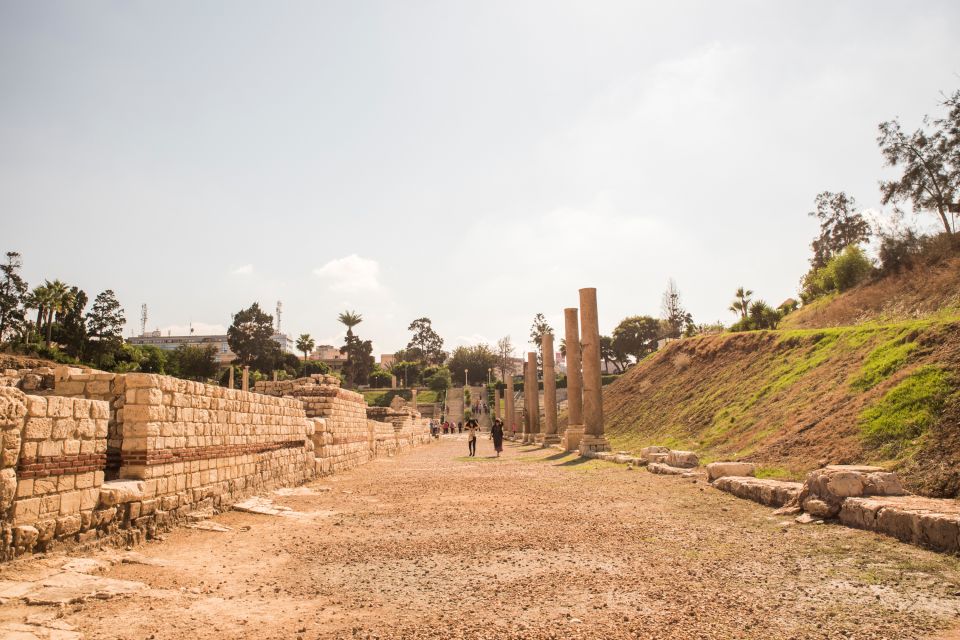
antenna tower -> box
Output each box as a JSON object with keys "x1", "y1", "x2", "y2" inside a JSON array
[
  {"x1": 140, "y1": 304, "x2": 148, "y2": 337},
  {"x1": 276, "y1": 300, "x2": 283, "y2": 334}
]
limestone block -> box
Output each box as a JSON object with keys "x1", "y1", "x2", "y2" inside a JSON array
[
  {"x1": 23, "y1": 417, "x2": 52, "y2": 439},
  {"x1": 713, "y1": 476, "x2": 803, "y2": 508},
  {"x1": 99, "y1": 480, "x2": 145, "y2": 507},
  {"x1": 13, "y1": 497, "x2": 41, "y2": 524},
  {"x1": 706, "y1": 462, "x2": 757, "y2": 482},
  {"x1": 648, "y1": 462, "x2": 696, "y2": 476},
  {"x1": 666, "y1": 450, "x2": 699, "y2": 468},
  {"x1": 56, "y1": 514, "x2": 82, "y2": 537},
  {"x1": 59, "y1": 490, "x2": 82, "y2": 515},
  {"x1": 13, "y1": 524, "x2": 39, "y2": 548},
  {"x1": 1, "y1": 467, "x2": 17, "y2": 509}
]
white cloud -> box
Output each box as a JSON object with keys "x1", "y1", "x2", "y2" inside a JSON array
[
  {"x1": 231, "y1": 264, "x2": 254, "y2": 275},
  {"x1": 157, "y1": 322, "x2": 228, "y2": 336},
  {"x1": 313, "y1": 255, "x2": 382, "y2": 293}
]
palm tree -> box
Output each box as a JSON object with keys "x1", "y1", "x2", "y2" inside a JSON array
[
  {"x1": 296, "y1": 333, "x2": 315, "y2": 363},
  {"x1": 728, "y1": 286, "x2": 753, "y2": 320},
  {"x1": 25, "y1": 284, "x2": 51, "y2": 343},
  {"x1": 43, "y1": 280, "x2": 74, "y2": 347},
  {"x1": 337, "y1": 310, "x2": 363, "y2": 337}
]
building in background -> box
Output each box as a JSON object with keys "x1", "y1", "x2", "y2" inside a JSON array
[
  {"x1": 310, "y1": 344, "x2": 348, "y2": 372},
  {"x1": 379, "y1": 353, "x2": 396, "y2": 369},
  {"x1": 128, "y1": 331, "x2": 235, "y2": 365}
]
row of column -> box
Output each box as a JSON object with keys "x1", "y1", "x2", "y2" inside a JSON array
[{"x1": 493, "y1": 287, "x2": 609, "y2": 454}]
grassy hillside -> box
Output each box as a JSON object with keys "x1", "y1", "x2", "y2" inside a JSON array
[
  {"x1": 601, "y1": 318, "x2": 960, "y2": 497},
  {"x1": 781, "y1": 255, "x2": 960, "y2": 329}
]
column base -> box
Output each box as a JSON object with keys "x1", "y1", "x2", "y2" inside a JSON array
[
  {"x1": 532, "y1": 433, "x2": 545, "y2": 445},
  {"x1": 578, "y1": 434, "x2": 610, "y2": 455},
  {"x1": 521, "y1": 434, "x2": 532, "y2": 444},
  {"x1": 562, "y1": 426, "x2": 584, "y2": 452},
  {"x1": 541, "y1": 434, "x2": 561, "y2": 445}
]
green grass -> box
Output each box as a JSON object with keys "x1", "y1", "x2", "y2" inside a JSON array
[
  {"x1": 849, "y1": 332, "x2": 919, "y2": 391},
  {"x1": 754, "y1": 465, "x2": 798, "y2": 480},
  {"x1": 859, "y1": 365, "x2": 954, "y2": 456}
]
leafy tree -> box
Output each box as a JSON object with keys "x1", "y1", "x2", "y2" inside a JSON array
[
  {"x1": 494, "y1": 336, "x2": 515, "y2": 382},
  {"x1": 612, "y1": 315, "x2": 660, "y2": 364},
  {"x1": 731, "y1": 300, "x2": 782, "y2": 332},
  {"x1": 406, "y1": 317, "x2": 445, "y2": 365},
  {"x1": 808, "y1": 191, "x2": 871, "y2": 269},
  {"x1": 338, "y1": 310, "x2": 363, "y2": 337},
  {"x1": 391, "y1": 360, "x2": 421, "y2": 387},
  {"x1": 878, "y1": 90, "x2": 959, "y2": 236},
  {"x1": 448, "y1": 344, "x2": 498, "y2": 386},
  {"x1": 660, "y1": 279, "x2": 693, "y2": 339},
  {"x1": 137, "y1": 344, "x2": 168, "y2": 374},
  {"x1": 728, "y1": 287, "x2": 753, "y2": 320},
  {"x1": 369, "y1": 366, "x2": 393, "y2": 388},
  {"x1": 296, "y1": 333, "x2": 315, "y2": 362},
  {"x1": 0, "y1": 252, "x2": 28, "y2": 341},
  {"x1": 24, "y1": 284, "x2": 49, "y2": 343},
  {"x1": 85, "y1": 290, "x2": 126, "y2": 368},
  {"x1": 599, "y1": 335, "x2": 627, "y2": 373},
  {"x1": 426, "y1": 367, "x2": 452, "y2": 395},
  {"x1": 167, "y1": 344, "x2": 219, "y2": 381},
  {"x1": 227, "y1": 302, "x2": 280, "y2": 371},
  {"x1": 340, "y1": 333, "x2": 374, "y2": 387},
  {"x1": 529, "y1": 313, "x2": 553, "y2": 367},
  {"x1": 53, "y1": 287, "x2": 87, "y2": 358}
]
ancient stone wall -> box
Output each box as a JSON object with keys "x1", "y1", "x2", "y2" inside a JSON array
[{"x1": 53, "y1": 367, "x2": 126, "y2": 478}]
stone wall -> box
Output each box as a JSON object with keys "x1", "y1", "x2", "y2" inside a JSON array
[{"x1": 54, "y1": 367, "x2": 126, "y2": 478}]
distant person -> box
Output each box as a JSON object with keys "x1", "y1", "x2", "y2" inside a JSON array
[
  {"x1": 465, "y1": 417, "x2": 479, "y2": 456},
  {"x1": 458, "y1": 421, "x2": 463, "y2": 434},
  {"x1": 491, "y1": 418, "x2": 504, "y2": 457}
]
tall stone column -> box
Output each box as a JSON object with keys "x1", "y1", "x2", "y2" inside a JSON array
[
  {"x1": 527, "y1": 352, "x2": 542, "y2": 444},
  {"x1": 494, "y1": 388, "x2": 501, "y2": 420},
  {"x1": 578, "y1": 287, "x2": 609, "y2": 453},
  {"x1": 505, "y1": 375, "x2": 515, "y2": 437},
  {"x1": 541, "y1": 333, "x2": 560, "y2": 445},
  {"x1": 228, "y1": 366, "x2": 235, "y2": 390},
  {"x1": 522, "y1": 354, "x2": 534, "y2": 443},
  {"x1": 241, "y1": 365, "x2": 250, "y2": 393},
  {"x1": 562, "y1": 307, "x2": 584, "y2": 452},
  {"x1": 411, "y1": 388, "x2": 418, "y2": 409}
]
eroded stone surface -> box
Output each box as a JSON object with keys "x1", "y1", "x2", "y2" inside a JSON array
[
  {"x1": 706, "y1": 462, "x2": 757, "y2": 482},
  {"x1": 713, "y1": 477, "x2": 803, "y2": 508},
  {"x1": 840, "y1": 495, "x2": 960, "y2": 554}
]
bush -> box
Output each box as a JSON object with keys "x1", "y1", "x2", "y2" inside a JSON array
[{"x1": 801, "y1": 245, "x2": 874, "y2": 303}]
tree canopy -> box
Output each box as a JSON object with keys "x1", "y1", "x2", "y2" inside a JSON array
[
  {"x1": 612, "y1": 315, "x2": 660, "y2": 364},
  {"x1": 808, "y1": 191, "x2": 871, "y2": 269},
  {"x1": 406, "y1": 317, "x2": 445, "y2": 365},
  {"x1": 227, "y1": 302, "x2": 279, "y2": 371}
]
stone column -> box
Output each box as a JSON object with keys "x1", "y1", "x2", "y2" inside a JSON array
[
  {"x1": 578, "y1": 288, "x2": 609, "y2": 453},
  {"x1": 272, "y1": 370, "x2": 278, "y2": 382},
  {"x1": 494, "y1": 388, "x2": 501, "y2": 420},
  {"x1": 522, "y1": 355, "x2": 533, "y2": 443},
  {"x1": 541, "y1": 333, "x2": 560, "y2": 445},
  {"x1": 562, "y1": 307, "x2": 584, "y2": 452},
  {"x1": 527, "y1": 352, "x2": 542, "y2": 444},
  {"x1": 411, "y1": 388, "x2": 418, "y2": 409},
  {"x1": 505, "y1": 375, "x2": 515, "y2": 437},
  {"x1": 241, "y1": 365, "x2": 250, "y2": 393},
  {"x1": 228, "y1": 366, "x2": 235, "y2": 390}
]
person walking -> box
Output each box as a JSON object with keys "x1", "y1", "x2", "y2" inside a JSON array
[
  {"x1": 466, "y1": 417, "x2": 479, "y2": 457},
  {"x1": 491, "y1": 418, "x2": 504, "y2": 457}
]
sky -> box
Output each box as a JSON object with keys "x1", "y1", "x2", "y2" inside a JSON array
[{"x1": 1, "y1": 1, "x2": 958, "y2": 357}]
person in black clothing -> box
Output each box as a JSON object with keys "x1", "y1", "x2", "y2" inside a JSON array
[{"x1": 490, "y1": 418, "x2": 504, "y2": 457}]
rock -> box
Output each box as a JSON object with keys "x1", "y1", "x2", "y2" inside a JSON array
[
  {"x1": 839, "y1": 495, "x2": 960, "y2": 554},
  {"x1": 186, "y1": 520, "x2": 232, "y2": 532},
  {"x1": 98, "y1": 480, "x2": 144, "y2": 507},
  {"x1": 794, "y1": 465, "x2": 911, "y2": 520},
  {"x1": 648, "y1": 462, "x2": 691, "y2": 476},
  {"x1": 802, "y1": 497, "x2": 838, "y2": 519},
  {"x1": 712, "y1": 477, "x2": 803, "y2": 508},
  {"x1": 706, "y1": 462, "x2": 757, "y2": 482},
  {"x1": 666, "y1": 450, "x2": 699, "y2": 469},
  {"x1": 795, "y1": 513, "x2": 823, "y2": 525},
  {"x1": 640, "y1": 446, "x2": 670, "y2": 462}
]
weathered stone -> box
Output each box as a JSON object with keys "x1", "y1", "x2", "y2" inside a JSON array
[
  {"x1": 98, "y1": 480, "x2": 145, "y2": 507},
  {"x1": 666, "y1": 450, "x2": 699, "y2": 469},
  {"x1": 713, "y1": 476, "x2": 803, "y2": 508},
  {"x1": 706, "y1": 462, "x2": 756, "y2": 482}
]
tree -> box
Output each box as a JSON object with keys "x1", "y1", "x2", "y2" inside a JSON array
[
  {"x1": 85, "y1": 290, "x2": 125, "y2": 368},
  {"x1": 612, "y1": 315, "x2": 660, "y2": 364},
  {"x1": 731, "y1": 300, "x2": 782, "y2": 332},
  {"x1": 426, "y1": 367, "x2": 452, "y2": 396},
  {"x1": 529, "y1": 313, "x2": 553, "y2": 367},
  {"x1": 448, "y1": 344, "x2": 498, "y2": 386},
  {"x1": 391, "y1": 360, "x2": 421, "y2": 387},
  {"x1": 0, "y1": 252, "x2": 28, "y2": 341},
  {"x1": 167, "y1": 344, "x2": 219, "y2": 381},
  {"x1": 808, "y1": 191, "x2": 871, "y2": 269},
  {"x1": 340, "y1": 333, "x2": 374, "y2": 387},
  {"x1": 296, "y1": 333, "x2": 315, "y2": 362},
  {"x1": 42, "y1": 280, "x2": 74, "y2": 347},
  {"x1": 494, "y1": 336, "x2": 515, "y2": 382},
  {"x1": 406, "y1": 317, "x2": 445, "y2": 365},
  {"x1": 227, "y1": 302, "x2": 280, "y2": 371},
  {"x1": 369, "y1": 366, "x2": 393, "y2": 388},
  {"x1": 55, "y1": 287, "x2": 88, "y2": 358},
  {"x1": 338, "y1": 310, "x2": 363, "y2": 337},
  {"x1": 878, "y1": 90, "x2": 959, "y2": 236},
  {"x1": 599, "y1": 335, "x2": 627, "y2": 373},
  {"x1": 728, "y1": 287, "x2": 753, "y2": 320},
  {"x1": 660, "y1": 279, "x2": 693, "y2": 339},
  {"x1": 24, "y1": 284, "x2": 49, "y2": 343}
]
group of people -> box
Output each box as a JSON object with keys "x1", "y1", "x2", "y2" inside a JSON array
[
  {"x1": 427, "y1": 417, "x2": 505, "y2": 458},
  {"x1": 470, "y1": 402, "x2": 489, "y2": 415}
]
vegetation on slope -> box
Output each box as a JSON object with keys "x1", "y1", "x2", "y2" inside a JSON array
[{"x1": 601, "y1": 318, "x2": 960, "y2": 497}]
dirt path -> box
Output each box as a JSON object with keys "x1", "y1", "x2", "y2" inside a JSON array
[{"x1": 2, "y1": 438, "x2": 960, "y2": 639}]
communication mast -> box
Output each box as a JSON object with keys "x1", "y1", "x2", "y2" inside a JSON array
[
  {"x1": 140, "y1": 304, "x2": 148, "y2": 337},
  {"x1": 276, "y1": 300, "x2": 283, "y2": 334}
]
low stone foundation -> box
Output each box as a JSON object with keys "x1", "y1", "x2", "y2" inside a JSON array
[
  {"x1": 712, "y1": 476, "x2": 803, "y2": 508},
  {"x1": 839, "y1": 495, "x2": 960, "y2": 554}
]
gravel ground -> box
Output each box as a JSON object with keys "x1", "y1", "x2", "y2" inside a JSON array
[{"x1": 2, "y1": 436, "x2": 960, "y2": 639}]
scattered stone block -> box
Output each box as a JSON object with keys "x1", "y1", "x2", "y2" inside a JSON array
[
  {"x1": 713, "y1": 476, "x2": 803, "y2": 508},
  {"x1": 666, "y1": 450, "x2": 699, "y2": 468},
  {"x1": 839, "y1": 495, "x2": 960, "y2": 554},
  {"x1": 706, "y1": 462, "x2": 756, "y2": 482}
]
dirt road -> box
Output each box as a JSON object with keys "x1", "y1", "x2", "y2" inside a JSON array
[{"x1": 2, "y1": 437, "x2": 960, "y2": 639}]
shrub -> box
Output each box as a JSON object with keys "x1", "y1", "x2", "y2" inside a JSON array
[{"x1": 801, "y1": 245, "x2": 874, "y2": 303}]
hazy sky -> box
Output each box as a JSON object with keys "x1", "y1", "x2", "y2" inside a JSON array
[{"x1": 2, "y1": 1, "x2": 958, "y2": 356}]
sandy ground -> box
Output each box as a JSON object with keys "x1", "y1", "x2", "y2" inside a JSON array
[{"x1": 2, "y1": 436, "x2": 960, "y2": 639}]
